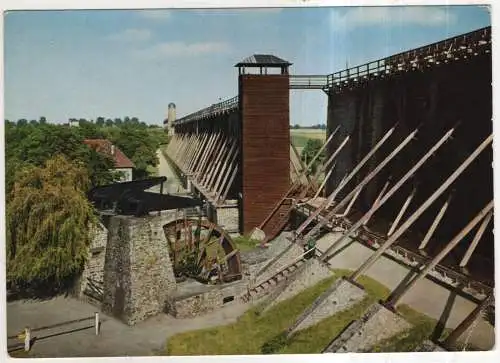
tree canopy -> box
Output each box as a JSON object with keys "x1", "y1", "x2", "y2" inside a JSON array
[
  {"x1": 6, "y1": 155, "x2": 97, "y2": 292},
  {"x1": 301, "y1": 138, "x2": 325, "y2": 174}
]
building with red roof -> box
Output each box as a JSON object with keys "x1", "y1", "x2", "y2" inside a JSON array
[{"x1": 83, "y1": 139, "x2": 135, "y2": 182}]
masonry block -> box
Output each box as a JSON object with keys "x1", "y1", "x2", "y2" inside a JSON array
[
  {"x1": 324, "y1": 303, "x2": 412, "y2": 353},
  {"x1": 101, "y1": 213, "x2": 177, "y2": 325},
  {"x1": 288, "y1": 277, "x2": 367, "y2": 336},
  {"x1": 263, "y1": 258, "x2": 333, "y2": 313}
]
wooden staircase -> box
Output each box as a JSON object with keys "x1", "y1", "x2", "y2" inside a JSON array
[{"x1": 240, "y1": 257, "x2": 307, "y2": 303}]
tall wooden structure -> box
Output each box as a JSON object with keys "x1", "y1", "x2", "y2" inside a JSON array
[{"x1": 236, "y1": 55, "x2": 291, "y2": 234}]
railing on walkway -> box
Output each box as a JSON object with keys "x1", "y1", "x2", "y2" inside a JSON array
[
  {"x1": 174, "y1": 95, "x2": 239, "y2": 125},
  {"x1": 325, "y1": 26, "x2": 491, "y2": 92},
  {"x1": 289, "y1": 75, "x2": 328, "y2": 89},
  {"x1": 7, "y1": 313, "x2": 101, "y2": 353}
]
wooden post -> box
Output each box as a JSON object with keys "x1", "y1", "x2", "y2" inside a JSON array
[
  {"x1": 349, "y1": 134, "x2": 492, "y2": 281},
  {"x1": 418, "y1": 195, "x2": 452, "y2": 251},
  {"x1": 320, "y1": 128, "x2": 455, "y2": 260},
  {"x1": 387, "y1": 200, "x2": 493, "y2": 306},
  {"x1": 24, "y1": 327, "x2": 31, "y2": 352},
  {"x1": 459, "y1": 211, "x2": 492, "y2": 268},
  {"x1": 387, "y1": 187, "x2": 417, "y2": 236},
  {"x1": 95, "y1": 312, "x2": 100, "y2": 335}
]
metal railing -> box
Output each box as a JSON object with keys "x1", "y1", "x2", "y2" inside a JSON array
[
  {"x1": 326, "y1": 26, "x2": 491, "y2": 92},
  {"x1": 290, "y1": 75, "x2": 328, "y2": 89},
  {"x1": 174, "y1": 96, "x2": 239, "y2": 125}
]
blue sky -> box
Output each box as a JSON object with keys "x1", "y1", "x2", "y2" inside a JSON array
[{"x1": 3, "y1": 5, "x2": 491, "y2": 126}]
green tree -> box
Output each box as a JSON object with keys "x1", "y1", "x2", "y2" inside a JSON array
[
  {"x1": 96, "y1": 117, "x2": 105, "y2": 126},
  {"x1": 301, "y1": 138, "x2": 325, "y2": 174},
  {"x1": 6, "y1": 155, "x2": 97, "y2": 293}
]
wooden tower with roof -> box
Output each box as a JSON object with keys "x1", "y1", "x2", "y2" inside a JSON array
[{"x1": 235, "y1": 54, "x2": 292, "y2": 234}]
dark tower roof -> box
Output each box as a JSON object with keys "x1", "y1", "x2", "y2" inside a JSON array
[{"x1": 235, "y1": 54, "x2": 292, "y2": 67}]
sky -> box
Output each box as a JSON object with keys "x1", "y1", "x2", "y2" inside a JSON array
[{"x1": 3, "y1": 5, "x2": 491, "y2": 126}]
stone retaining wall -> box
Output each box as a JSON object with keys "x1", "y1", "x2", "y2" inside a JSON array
[{"x1": 101, "y1": 213, "x2": 177, "y2": 325}]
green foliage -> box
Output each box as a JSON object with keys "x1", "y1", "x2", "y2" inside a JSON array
[
  {"x1": 4, "y1": 121, "x2": 117, "y2": 196},
  {"x1": 233, "y1": 235, "x2": 260, "y2": 251},
  {"x1": 6, "y1": 155, "x2": 97, "y2": 292},
  {"x1": 301, "y1": 138, "x2": 325, "y2": 174}
]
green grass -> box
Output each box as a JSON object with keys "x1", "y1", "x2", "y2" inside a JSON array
[
  {"x1": 233, "y1": 235, "x2": 261, "y2": 252},
  {"x1": 165, "y1": 269, "x2": 398, "y2": 355},
  {"x1": 165, "y1": 273, "x2": 340, "y2": 355},
  {"x1": 165, "y1": 267, "x2": 452, "y2": 355}
]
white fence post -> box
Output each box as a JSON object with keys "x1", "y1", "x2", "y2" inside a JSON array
[
  {"x1": 24, "y1": 327, "x2": 31, "y2": 352},
  {"x1": 95, "y1": 312, "x2": 100, "y2": 335}
]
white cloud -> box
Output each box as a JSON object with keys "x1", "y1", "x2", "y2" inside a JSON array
[
  {"x1": 107, "y1": 28, "x2": 152, "y2": 42},
  {"x1": 133, "y1": 41, "x2": 231, "y2": 60},
  {"x1": 138, "y1": 10, "x2": 171, "y2": 21},
  {"x1": 331, "y1": 6, "x2": 457, "y2": 31}
]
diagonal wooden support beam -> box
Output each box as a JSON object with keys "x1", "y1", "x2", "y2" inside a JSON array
[
  {"x1": 290, "y1": 142, "x2": 315, "y2": 189},
  {"x1": 364, "y1": 179, "x2": 391, "y2": 226},
  {"x1": 459, "y1": 210, "x2": 493, "y2": 268},
  {"x1": 442, "y1": 292, "x2": 494, "y2": 349},
  {"x1": 314, "y1": 135, "x2": 350, "y2": 179},
  {"x1": 219, "y1": 164, "x2": 239, "y2": 204},
  {"x1": 388, "y1": 187, "x2": 417, "y2": 236},
  {"x1": 202, "y1": 135, "x2": 229, "y2": 187},
  {"x1": 329, "y1": 126, "x2": 397, "y2": 203},
  {"x1": 300, "y1": 126, "x2": 416, "y2": 240},
  {"x1": 295, "y1": 126, "x2": 397, "y2": 237},
  {"x1": 386, "y1": 200, "x2": 493, "y2": 306},
  {"x1": 186, "y1": 134, "x2": 203, "y2": 172},
  {"x1": 349, "y1": 134, "x2": 493, "y2": 281},
  {"x1": 196, "y1": 132, "x2": 221, "y2": 181},
  {"x1": 319, "y1": 128, "x2": 456, "y2": 260},
  {"x1": 215, "y1": 151, "x2": 239, "y2": 203},
  {"x1": 187, "y1": 133, "x2": 209, "y2": 172},
  {"x1": 212, "y1": 140, "x2": 238, "y2": 195},
  {"x1": 313, "y1": 163, "x2": 336, "y2": 200},
  {"x1": 418, "y1": 194, "x2": 453, "y2": 251},
  {"x1": 206, "y1": 136, "x2": 232, "y2": 190},
  {"x1": 191, "y1": 133, "x2": 212, "y2": 173},
  {"x1": 337, "y1": 183, "x2": 363, "y2": 218}
]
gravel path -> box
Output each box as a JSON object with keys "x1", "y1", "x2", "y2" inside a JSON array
[{"x1": 7, "y1": 296, "x2": 249, "y2": 357}]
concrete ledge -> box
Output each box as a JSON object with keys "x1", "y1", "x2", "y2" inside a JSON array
[
  {"x1": 323, "y1": 303, "x2": 412, "y2": 353},
  {"x1": 287, "y1": 277, "x2": 367, "y2": 336}
]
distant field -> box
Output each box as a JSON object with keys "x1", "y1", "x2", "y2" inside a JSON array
[{"x1": 290, "y1": 129, "x2": 326, "y2": 148}]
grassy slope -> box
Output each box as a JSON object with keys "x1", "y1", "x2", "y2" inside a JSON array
[{"x1": 165, "y1": 268, "x2": 451, "y2": 355}]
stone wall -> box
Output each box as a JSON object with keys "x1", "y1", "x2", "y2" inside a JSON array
[
  {"x1": 205, "y1": 200, "x2": 240, "y2": 234},
  {"x1": 265, "y1": 258, "x2": 333, "y2": 311},
  {"x1": 167, "y1": 281, "x2": 247, "y2": 318},
  {"x1": 77, "y1": 221, "x2": 108, "y2": 299},
  {"x1": 101, "y1": 212, "x2": 178, "y2": 325}
]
